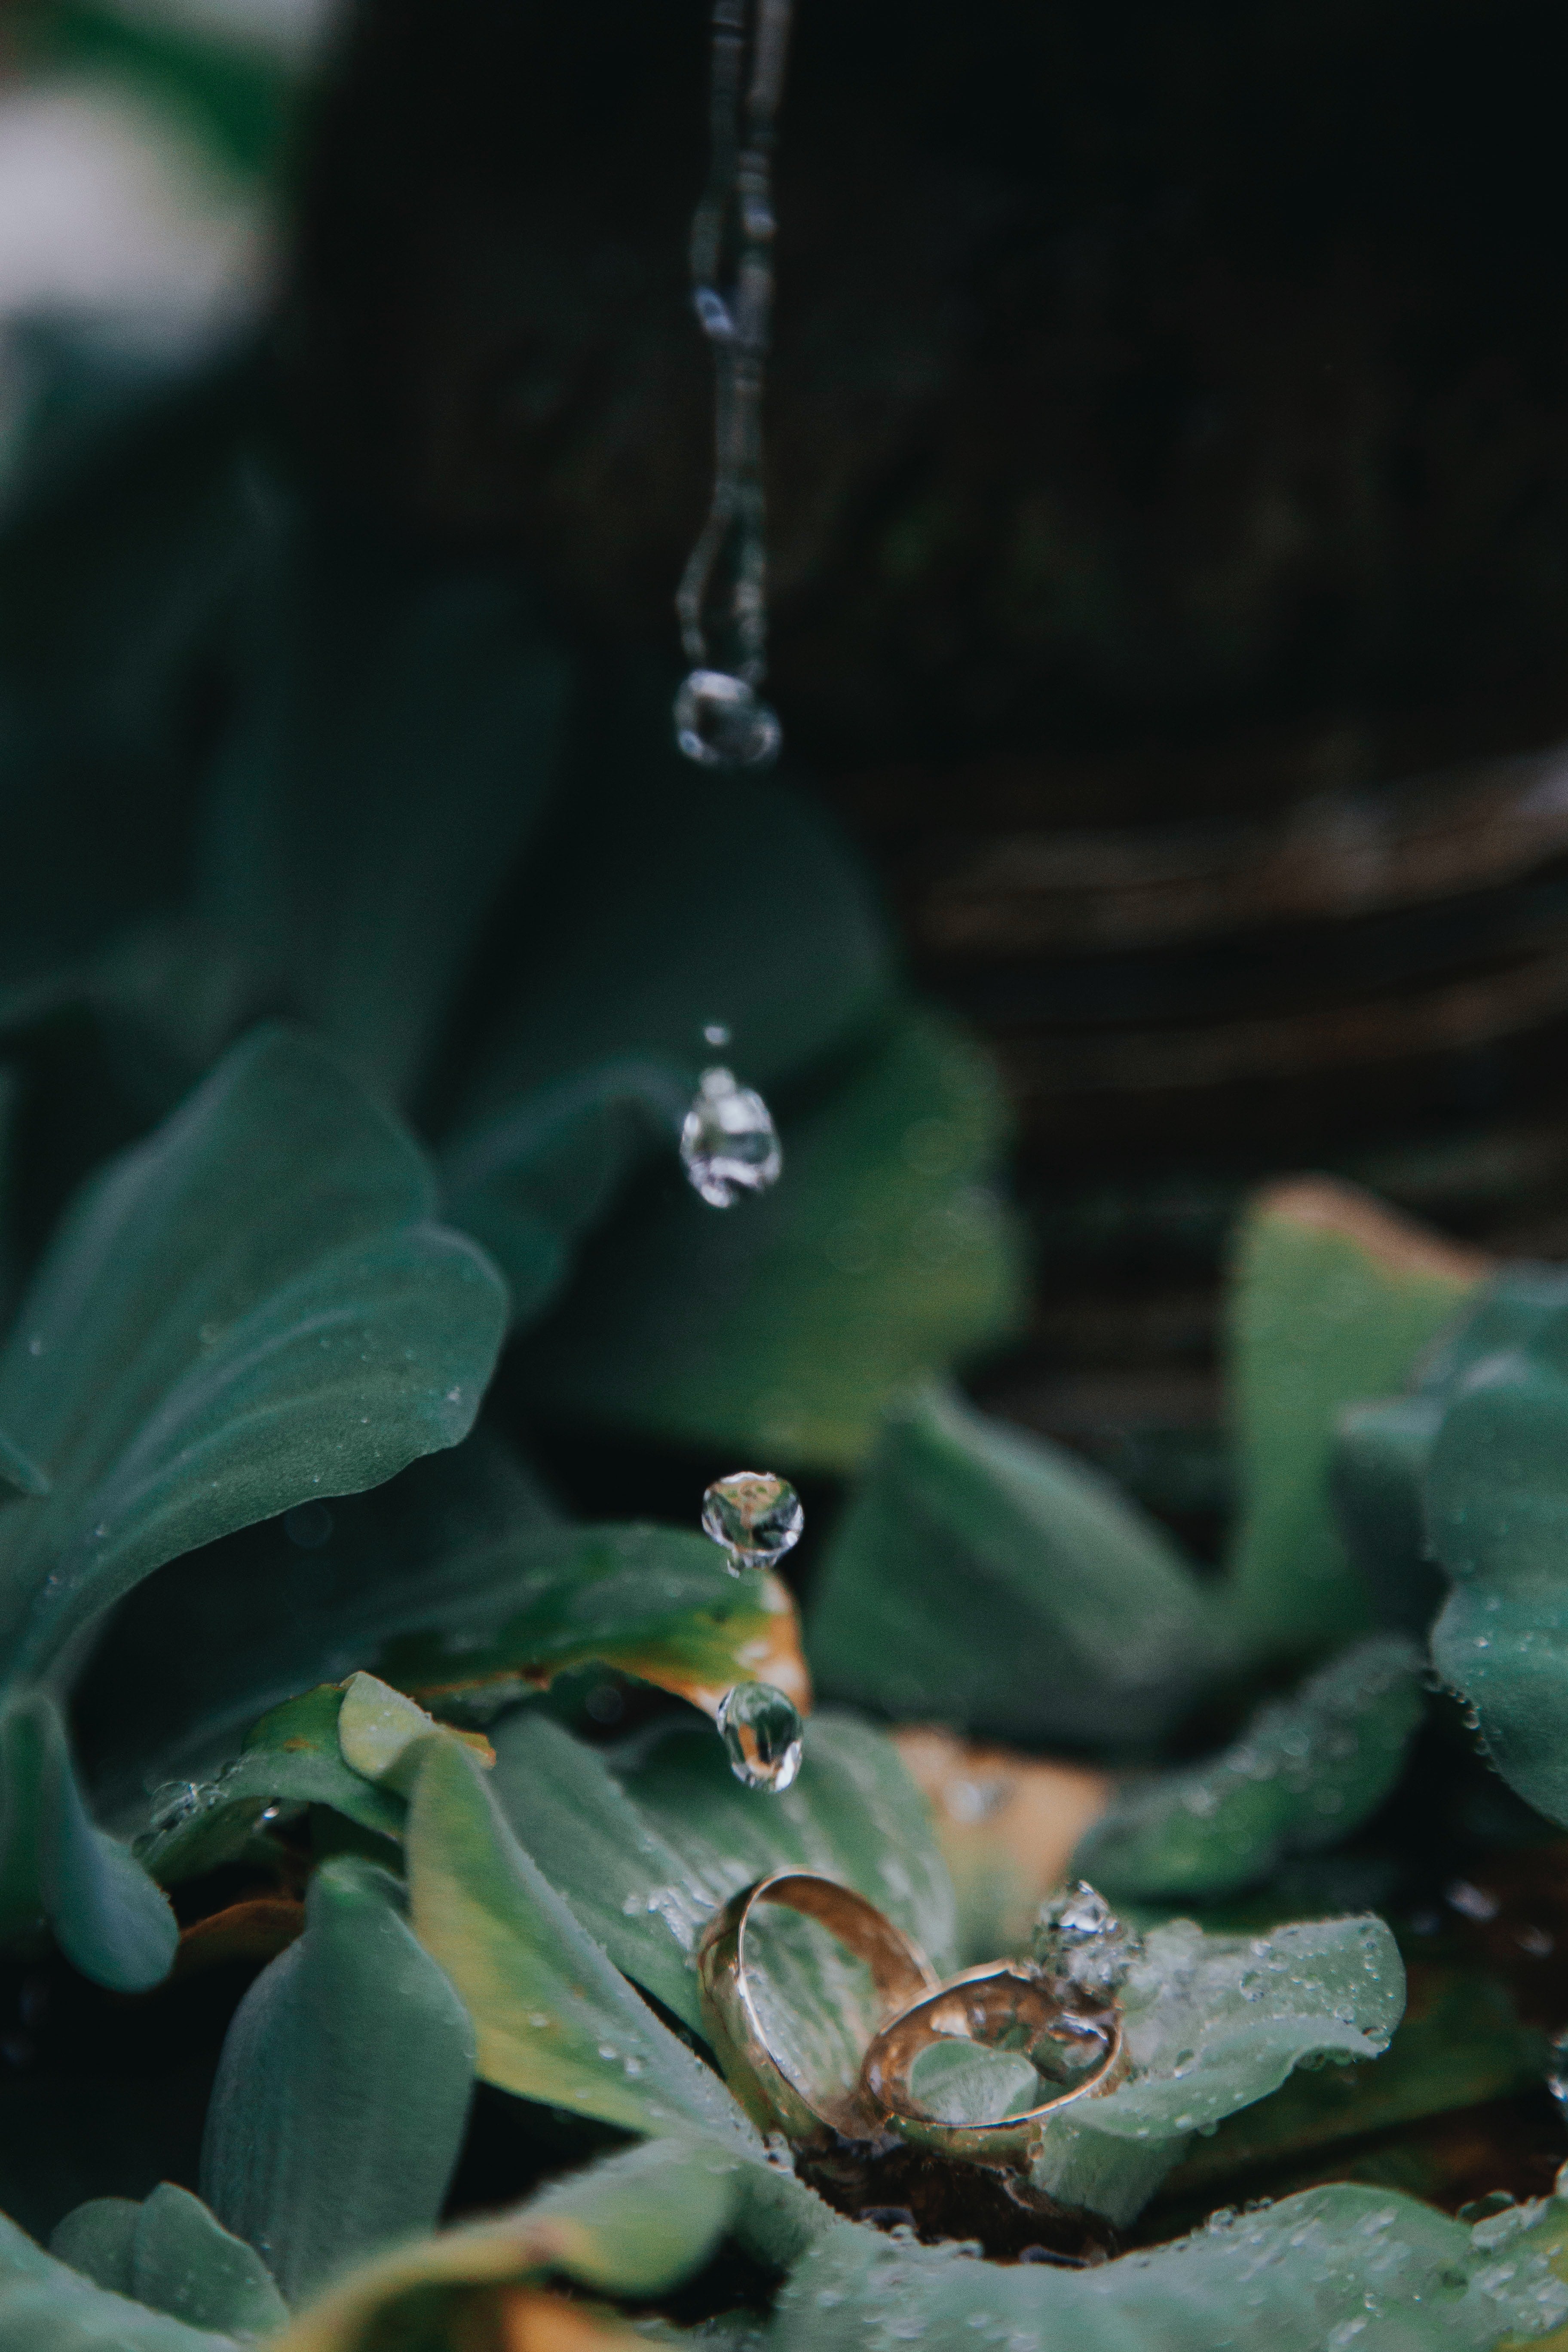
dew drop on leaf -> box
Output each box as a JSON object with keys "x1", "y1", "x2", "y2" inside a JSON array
[
  {"x1": 717, "y1": 1681, "x2": 803, "y2": 1791},
  {"x1": 680, "y1": 1066, "x2": 781, "y2": 1207},
  {"x1": 701, "y1": 1469, "x2": 803, "y2": 1571}
]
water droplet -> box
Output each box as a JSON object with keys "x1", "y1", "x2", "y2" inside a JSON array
[
  {"x1": 717, "y1": 1681, "x2": 803, "y2": 1791},
  {"x1": 673, "y1": 670, "x2": 781, "y2": 769},
  {"x1": 258, "y1": 1803, "x2": 283, "y2": 1825},
  {"x1": 147, "y1": 1781, "x2": 202, "y2": 1835},
  {"x1": 701, "y1": 1470, "x2": 802, "y2": 1572},
  {"x1": 1547, "y1": 2025, "x2": 1568, "y2": 2109},
  {"x1": 1031, "y1": 1881, "x2": 1142, "y2": 1994},
  {"x1": 703, "y1": 1022, "x2": 732, "y2": 1047},
  {"x1": 1444, "y1": 1878, "x2": 1499, "y2": 1921},
  {"x1": 680, "y1": 1067, "x2": 781, "y2": 1207}
]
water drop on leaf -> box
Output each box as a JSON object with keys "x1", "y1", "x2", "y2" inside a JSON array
[{"x1": 717, "y1": 1681, "x2": 803, "y2": 1791}]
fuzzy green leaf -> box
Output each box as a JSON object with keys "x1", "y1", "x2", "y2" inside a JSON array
[
  {"x1": 1427, "y1": 1334, "x2": 1568, "y2": 1827},
  {"x1": 515, "y1": 1013, "x2": 1022, "y2": 1470},
  {"x1": 275, "y1": 2136, "x2": 821, "y2": 2352},
  {"x1": 0, "y1": 2203, "x2": 238, "y2": 2351},
  {"x1": 402, "y1": 1736, "x2": 756, "y2": 2145},
  {"x1": 132, "y1": 1686, "x2": 404, "y2": 1889},
  {"x1": 1026, "y1": 1914, "x2": 1405, "y2": 2223},
  {"x1": 1074, "y1": 1636, "x2": 1424, "y2": 1901},
  {"x1": 1223, "y1": 1180, "x2": 1484, "y2": 1658},
  {"x1": 808, "y1": 1381, "x2": 1219, "y2": 1749},
  {"x1": 52, "y1": 2184, "x2": 285, "y2": 2340},
  {"x1": 487, "y1": 1708, "x2": 957, "y2": 2034},
  {"x1": 200, "y1": 1857, "x2": 475, "y2": 2305},
  {"x1": 772, "y1": 2182, "x2": 1568, "y2": 2352},
  {"x1": 194, "y1": 524, "x2": 573, "y2": 1110},
  {"x1": 371, "y1": 1521, "x2": 806, "y2": 1727},
  {"x1": 0, "y1": 1026, "x2": 507, "y2": 1686},
  {"x1": 81, "y1": 1440, "x2": 558, "y2": 1830},
  {"x1": 0, "y1": 1694, "x2": 177, "y2": 1992}
]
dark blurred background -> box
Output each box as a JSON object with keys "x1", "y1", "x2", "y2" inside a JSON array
[{"x1": 13, "y1": 0, "x2": 1568, "y2": 1545}]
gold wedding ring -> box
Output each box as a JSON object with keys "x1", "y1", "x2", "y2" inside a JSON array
[
  {"x1": 859, "y1": 1961, "x2": 1129, "y2": 2167},
  {"x1": 698, "y1": 1869, "x2": 939, "y2": 2141}
]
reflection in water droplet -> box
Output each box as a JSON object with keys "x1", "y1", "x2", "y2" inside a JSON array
[
  {"x1": 674, "y1": 670, "x2": 781, "y2": 769},
  {"x1": 701, "y1": 1470, "x2": 803, "y2": 1573},
  {"x1": 680, "y1": 1067, "x2": 781, "y2": 1207},
  {"x1": 1032, "y1": 1880, "x2": 1142, "y2": 1995},
  {"x1": 717, "y1": 1681, "x2": 803, "y2": 1791}
]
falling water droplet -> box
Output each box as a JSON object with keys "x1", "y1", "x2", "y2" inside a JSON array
[
  {"x1": 701, "y1": 1470, "x2": 802, "y2": 1572},
  {"x1": 680, "y1": 1067, "x2": 781, "y2": 1207},
  {"x1": 1547, "y1": 2026, "x2": 1568, "y2": 2109},
  {"x1": 717, "y1": 1681, "x2": 803, "y2": 1791},
  {"x1": 703, "y1": 1021, "x2": 732, "y2": 1047},
  {"x1": 1031, "y1": 1881, "x2": 1142, "y2": 1995},
  {"x1": 674, "y1": 670, "x2": 781, "y2": 770}
]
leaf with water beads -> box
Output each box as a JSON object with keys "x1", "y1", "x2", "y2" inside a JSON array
[
  {"x1": 133, "y1": 1684, "x2": 404, "y2": 1888},
  {"x1": 1026, "y1": 1914, "x2": 1406, "y2": 2224},
  {"x1": 1072, "y1": 1635, "x2": 1424, "y2": 1902},
  {"x1": 484, "y1": 1706, "x2": 957, "y2": 2036},
  {"x1": 1424, "y1": 1284, "x2": 1568, "y2": 1829},
  {"x1": 769, "y1": 2180, "x2": 1568, "y2": 2352}
]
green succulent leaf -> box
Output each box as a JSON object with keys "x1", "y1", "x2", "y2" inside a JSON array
[
  {"x1": 1166, "y1": 1960, "x2": 1548, "y2": 2199},
  {"x1": 441, "y1": 1056, "x2": 695, "y2": 1330},
  {"x1": 373, "y1": 1522, "x2": 807, "y2": 1727},
  {"x1": 1027, "y1": 1914, "x2": 1405, "y2": 2223},
  {"x1": 1073, "y1": 1636, "x2": 1424, "y2": 1901},
  {"x1": 485, "y1": 1707, "x2": 958, "y2": 2034},
  {"x1": 275, "y1": 2135, "x2": 820, "y2": 2352},
  {"x1": 1330, "y1": 1265, "x2": 1568, "y2": 1635},
  {"x1": 402, "y1": 1735, "x2": 756, "y2": 2145},
  {"x1": 194, "y1": 521, "x2": 573, "y2": 1111},
  {"x1": 1223, "y1": 1179, "x2": 1485, "y2": 1659},
  {"x1": 0, "y1": 2203, "x2": 239, "y2": 2351},
  {"x1": 1427, "y1": 1341, "x2": 1568, "y2": 1826},
  {"x1": 51, "y1": 2184, "x2": 285, "y2": 2340},
  {"x1": 0, "y1": 1693, "x2": 177, "y2": 1992},
  {"x1": 0, "y1": 1024, "x2": 508, "y2": 1686},
  {"x1": 807, "y1": 1381, "x2": 1219, "y2": 1749},
  {"x1": 133, "y1": 1686, "x2": 405, "y2": 1889},
  {"x1": 772, "y1": 2182, "x2": 1568, "y2": 2352},
  {"x1": 515, "y1": 1012, "x2": 1022, "y2": 1470},
  {"x1": 200, "y1": 1857, "x2": 475, "y2": 2306},
  {"x1": 81, "y1": 1440, "x2": 559, "y2": 1828}
]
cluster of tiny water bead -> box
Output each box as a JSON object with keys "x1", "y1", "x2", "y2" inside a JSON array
[
  {"x1": 701, "y1": 1468, "x2": 803, "y2": 1572},
  {"x1": 1030, "y1": 1881, "x2": 1142, "y2": 1997},
  {"x1": 145, "y1": 1767, "x2": 282, "y2": 1841},
  {"x1": 680, "y1": 1066, "x2": 782, "y2": 1207},
  {"x1": 716, "y1": 1680, "x2": 803, "y2": 1792}
]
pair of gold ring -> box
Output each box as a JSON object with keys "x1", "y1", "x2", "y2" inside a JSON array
[{"x1": 697, "y1": 1870, "x2": 1128, "y2": 2173}]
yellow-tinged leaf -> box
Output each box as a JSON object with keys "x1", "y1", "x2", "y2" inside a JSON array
[
  {"x1": 894, "y1": 1727, "x2": 1111, "y2": 1963},
  {"x1": 1225, "y1": 1176, "x2": 1488, "y2": 1657},
  {"x1": 337, "y1": 1670, "x2": 494, "y2": 1788}
]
